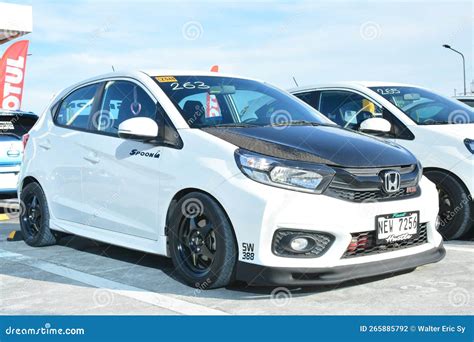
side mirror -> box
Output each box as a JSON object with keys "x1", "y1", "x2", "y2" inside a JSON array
[
  {"x1": 359, "y1": 117, "x2": 391, "y2": 134},
  {"x1": 118, "y1": 117, "x2": 159, "y2": 141}
]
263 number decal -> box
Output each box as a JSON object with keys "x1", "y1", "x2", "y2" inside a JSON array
[{"x1": 171, "y1": 81, "x2": 210, "y2": 91}]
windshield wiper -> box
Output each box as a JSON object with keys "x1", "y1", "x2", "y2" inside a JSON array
[
  {"x1": 205, "y1": 123, "x2": 260, "y2": 128},
  {"x1": 265, "y1": 120, "x2": 337, "y2": 127},
  {"x1": 420, "y1": 121, "x2": 473, "y2": 125}
]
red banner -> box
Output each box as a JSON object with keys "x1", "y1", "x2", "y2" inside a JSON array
[{"x1": 0, "y1": 40, "x2": 29, "y2": 110}]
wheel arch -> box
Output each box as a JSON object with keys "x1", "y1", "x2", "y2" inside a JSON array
[
  {"x1": 21, "y1": 176, "x2": 42, "y2": 191},
  {"x1": 165, "y1": 187, "x2": 238, "y2": 247},
  {"x1": 423, "y1": 167, "x2": 472, "y2": 199}
]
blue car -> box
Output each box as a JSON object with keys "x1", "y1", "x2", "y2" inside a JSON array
[{"x1": 0, "y1": 110, "x2": 38, "y2": 196}]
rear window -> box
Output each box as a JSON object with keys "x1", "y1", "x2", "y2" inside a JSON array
[{"x1": 0, "y1": 114, "x2": 37, "y2": 138}]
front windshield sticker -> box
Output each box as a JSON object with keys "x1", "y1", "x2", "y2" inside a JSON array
[
  {"x1": 206, "y1": 94, "x2": 221, "y2": 118},
  {"x1": 155, "y1": 76, "x2": 178, "y2": 83},
  {"x1": 369, "y1": 86, "x2": 474, "y2": 125}
]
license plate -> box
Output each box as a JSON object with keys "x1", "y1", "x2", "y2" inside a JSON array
[
  {"x1": 0, "y1": 172, "x2": 18, "y2": 188},
  {"x1": 376, "y1": 211, "x2": 419, "y2": 244}
]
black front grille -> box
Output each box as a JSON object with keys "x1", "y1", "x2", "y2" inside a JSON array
[
  {"x1": 342, "y1": 223, "x2": 428, "y2": 258},
  {"x1": 325, "y1": 164, "x2": 421, "y2": 203},
  {"x1": 327, "y1": 186, "x2": 419, "y2": 202}
]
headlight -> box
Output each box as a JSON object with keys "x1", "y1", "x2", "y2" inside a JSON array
[
  {"x1": 235, "y1": 149, "x2": 335, "y2": 193},
  {"x1": 464, "y1": 139, "x2": 474, "y2": 154}
]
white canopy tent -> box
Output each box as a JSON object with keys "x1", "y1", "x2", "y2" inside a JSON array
[{"x1": 0, "y1": 2, "x2": 32, "y2": 45}]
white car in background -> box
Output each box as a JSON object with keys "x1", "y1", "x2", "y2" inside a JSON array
[
  {"x1": 290, "y1": 82, "x2": 474, "y2": 240},
  {"x1": 0, "y1": 110, "x2": 38, "y2": 195},
  {"x1": 453, "y1": 95, "x2": 474, "y2": 108}
]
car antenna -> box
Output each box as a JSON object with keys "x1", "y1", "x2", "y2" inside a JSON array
[
  {"x1": 292, "y1": 76, "x2": 299, "y2": 87},
  {"x1": 111, "y1": 65, "x2": 115, "y2": 72}
]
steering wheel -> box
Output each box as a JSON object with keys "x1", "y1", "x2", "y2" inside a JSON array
[{"x1": 404, "y1": 101, "x2": 443, "y2": 123}]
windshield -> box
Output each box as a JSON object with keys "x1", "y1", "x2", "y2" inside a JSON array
[
  {"x1": 154, "y1": 76, "x2": 332, "y2": 128},
  {"x1": 369, "y1": 86, "x2": 474, "y2": 125}
]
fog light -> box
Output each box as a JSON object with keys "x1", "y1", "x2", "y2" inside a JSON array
[
  {"x1": 272, "y1": 230, "x2": 334, "y2": 258},
  {"x1": 290, "y1": 237, "x2": 309, "y2": 251}
]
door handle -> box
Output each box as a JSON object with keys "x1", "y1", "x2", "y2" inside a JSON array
[
  {"x1": 84, "y1": 153, "x2": 100, "y2": 164},
  {"x1": 39, "y1": 140, "x2": 52, "y2": 150}
]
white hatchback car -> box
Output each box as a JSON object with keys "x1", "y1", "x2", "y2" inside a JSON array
[
  {"x1": 290, "y1": 82, "x2": 474, "y2": 240},
  {"x1": 19, "y1": 72, "x2": 444, "y2": 288}
]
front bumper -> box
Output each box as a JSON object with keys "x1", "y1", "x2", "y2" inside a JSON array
[
  {"x1": 215, "y1": 173, "x2": 441, "y2": 270},
  {"x1": 236, "y1": 243, "x2": 445, "y2": 286}
]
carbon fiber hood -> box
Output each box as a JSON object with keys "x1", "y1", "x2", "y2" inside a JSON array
[{"x1": 202, "y1": 125, "x2": 417, "y2": 168}]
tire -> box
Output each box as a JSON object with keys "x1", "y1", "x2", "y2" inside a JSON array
[
  {"x1": 19, "y1": 182, "x2": 57, "y2": 247},
  {"x1": 424, "y1": 170, "x2": 472, "y2": 240},
  {"x1": 168, "y1": 192, "x2": 237, "y2": 289}
]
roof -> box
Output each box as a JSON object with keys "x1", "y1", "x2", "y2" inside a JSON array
[
  {"x1": 55, "y1": 70, "x2": 265, "y2": 99},
  {"x1": 141, "y1": 69, "x2": 259, "y2": 80},
  {"x1": 0, "y1": 109, "x2": 37, "y2": 117},
  {"x1": 453, "y1": 95, "x2": 474, "y2": 100},
  {"x1": 288, "y1": 81, "x2": 421, "y2": 93},
  {"x1": 76, "y1": 70, "x2": 260, "y2": 83},
  {"x1": 0, "y1": 3, "x2": 32, "y2": 45}
]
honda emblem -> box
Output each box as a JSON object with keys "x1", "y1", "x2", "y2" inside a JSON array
[{"x1": 382, "y1": 171, "x2": 401, "y2": 193}]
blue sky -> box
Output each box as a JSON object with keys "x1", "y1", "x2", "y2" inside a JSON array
[{"x1": 3, "y1": 0, "x2": 473, "y2": 114}]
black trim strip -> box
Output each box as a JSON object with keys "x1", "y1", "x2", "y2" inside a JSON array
[{"x1": 235, "y1": 243, "x2": 445, "y2": 286}]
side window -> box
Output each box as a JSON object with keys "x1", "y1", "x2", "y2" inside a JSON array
[
  {"x1": 318, "y1": 90, "x2": 382, "y2": 129},
  {"x1": 294, "y1": 91, "x2": 319, "y2": 108},
  {"x1": 56, "y1": 83, "x2": 100, "y2": 130},
  {"x1": 94, "y1": 81, "x2": 156, "y2": 135}
]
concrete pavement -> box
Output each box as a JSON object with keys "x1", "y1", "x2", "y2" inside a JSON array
[{"x1": 1, "y1": 217, "x2": 472, "y2": 315}]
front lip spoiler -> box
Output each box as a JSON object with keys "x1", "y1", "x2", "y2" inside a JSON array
[{"x1": 235, "y1": 243, "x2": 445, "y2": 286}]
